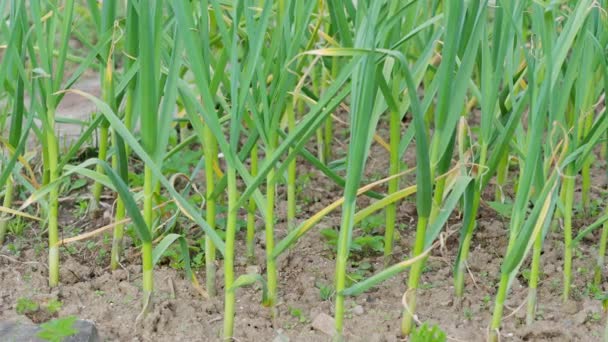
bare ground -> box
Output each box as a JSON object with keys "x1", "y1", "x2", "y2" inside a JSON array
[{"x1": 1, "y1": 92, "x2": 607, "y2": 341}]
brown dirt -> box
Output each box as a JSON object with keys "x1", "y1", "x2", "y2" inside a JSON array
[
  {"x1": 1, "y1": 199, "x2": 606, "y2": 342},
  {"x1": 1, "y1": 120, "x2": 607, "y2": 342}
]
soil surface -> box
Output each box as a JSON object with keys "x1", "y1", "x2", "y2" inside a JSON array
[
  {"x1": 1, "y1": 198, "x2": 606, "y2": 342},
  {"x1": 1, "y1": 95, "x2": 607, "y2": 341}
]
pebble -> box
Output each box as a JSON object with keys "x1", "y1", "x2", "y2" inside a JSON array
[
  {"x1": 246, "y1": 265, "x2": 261, "y2": 274},
  {"x1": 273, "y1": 328, "x2": 290, "y2": 342},
  {"x1": 312, "y1": 313, "x2": 336, "y2": 336},
  {"x1": 352, "y1": 305, "x2": 364, "y2": 316},
  {"x1": 573, "y1": 310, "x2": 588, "y2": 325},
  {"x1": 561, "y1": 300, "x2": 581, "y2": 315}
]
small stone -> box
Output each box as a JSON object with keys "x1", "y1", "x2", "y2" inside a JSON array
[
  {"x1": 0, "y1": 319, "x2": 99, "y2": 342},
  {"x1": 562, "y1": 300, "x2": 581, "y2": 315},
  {"x1": 573, "y1": 310, "x2": 588, "y2": 325},
  {"x1": 273, "y1": 330, "x2": 290, "y2": 342},
  {"x1": 352, "y1": 305, "x2": 364, "y2": 316},
  {"x1": 312, "y1": 313, "x2": 336, "y2": 336},
  {"x1": 246, "y1": 265, "x2": 261, "y2": 274}
]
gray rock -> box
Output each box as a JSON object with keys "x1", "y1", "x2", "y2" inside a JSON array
[
  {"x1": 272, "y1": 329, "x2": 290, "y2": 342},
  {"x1": 311, "y1": 313, "x2": 336, "y2": 336},
  {"x1": 573, "y1": 310, "x2": 588, "y2": 325},
  {"x1": 0, "y1": 319, "x2": 99, "y2": 342},
  {"x1": 352, "y1": 305, "x2": 364, "y2": 316},
  {"x1": 246, "y1": 265, "x2": 261, "y2": 275}
]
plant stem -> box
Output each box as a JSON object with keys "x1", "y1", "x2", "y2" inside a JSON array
[
  {"x1": 562, "y1": 169, "x2": 575, "y2": 301},
  {"x1": 323, "y1": 58, "x2": 337, "y2": 162},
  {"x1": 204, "y1": 124, "x2": 218, "y2": 296},
  {"x1": 247, "y1": 143, "x2": 258, "y2": 262},
  {"x1": 142, "y1": 166, "x2": 154, "y2": 308},
  {"x1": 287, "y1": 100, "x2": 296, "y2": 231},
  {"x1": 47, "y1": 122, "x2": 60, "y2": 287},
  {"x1": 223, "y1": 166, "x2": 238, "y2": 340},
  {"x1": 93, "y1": 124, "x2": 109, "y2": 206},
  {"x1": 110, "y1": 133, "x2": 125, "y2": 270},
  {"x1": 324, "y1": 112, "x2": 333, "y2": 162},
  {"x1": 455, "y1": 146, "x2": 486, "y2": 297},
  {"x1": 401, "y1": 216, "x2": 429, "y2": 336},
  {"x1": 430, "y1": 176, "x2": 447, "y2": 223},
  {"x1": 316, "y1": 128, "x2": 324, "y2": 163},
  {"x1": 595, "y1": 207, "x2": 608, "y2": 285},
  {"x1": 495, "y1": 153, "x2": 509, "y2": 203},
  {"x1": 604, "y1": 315, "x2": 608, "y2": 342},
  {"x1": 313, "y1": 67, "x2": 324, "y2": 163},
  {"x1": 110, "y1": 195, "x2": 125, "y2": 270},
  {"x1": 384, "y1": 106, "x2": 400, "y2": 266},
  {"x1": 0, "y1": 176, "x2": 14, "y2": 245},
  {"x1": 581, "y1": 113, "x2": 593, "y2": 211},
  {"x1": 334, "y1": 200, "x2": 356, "y2": 340},
  {"x1": 527, "y1": 224, "x2": 543, "y2": 324},
  {"x1": 488, "y1": 274, "x2": 510, "y2": 342},
  {"x1": 264, "y1": 142, "x2": 278, "y2": 313},
  {"x1": 454, "y1": 203, "x2": 478, "y2": 297}
]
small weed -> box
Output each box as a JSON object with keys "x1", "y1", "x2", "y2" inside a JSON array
[
  {"x1": 96, "y1": 249, "x2": 108, "y2": 264},
  {"x1": 482, "y1": 295, "x2": 491, "y2": 307},
  {"x1": 315, "y1": 281, "x2": 334, "y2": 301},
  {"x1": 463, "y1": 307, "x2": 473, "y2": 321},
  {"x1": 46, "y1": 299, "x2": 63, "y2": 314},
  {"x1": 7, "y1": 243, "x2": 22, "y2": 256},
  {"x1": 550, "y1": 279, "x2": 560, "y2": 292},
  {"x1": 16, "y1": 297, "x2": 39, "y2": 315},
  {"x1": 420, "y1": 282, "x2": 437, "y2": 290},
  {"x1": 320, "y1": 228, "x2": 383, "y2": 258},
  {"x1": 585, "y1": 282, "x2": 601, "y2": 297},
  {"x1": 521, "y1": 268, "x2": 531, "y2": 282},
  {"x1": 86, "y1": 241, "x2": 96, "y2": 250},
  {"x1": 75, "y1": 200, "x2": 89, "y2": 217},
  {"x1": 63, "y1": 245, "x2": 78, "y2": 255},
  {"x1": 8, "y1": 216, "x2": 26, "y2": 236},
  {"x1": 288, "y1": 307, "x2": 309, "y2": 323},
  {"x1": 192, "y1": 252, "x2": 205, "y2": 269},
  {"x1": 410, "y1": 322, "x2": 446, "y2": 342},
  {"x1": 359, "y1": 214, "x2": 383, "y2": 233},
  {"x1": 61, "y1": 177, "x2": 87, "y2": 194},
  {"x1": 102, "y1": 233, "x2": 112, "y2": 245},
  {"x1": 37, "y1": 316, "x2": 78, "y2": 342},
  {"x1": 536, "y1": 307, "x2": 545, "y2": 320}
]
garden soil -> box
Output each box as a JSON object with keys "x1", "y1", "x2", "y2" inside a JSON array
[{"x1": 0, "y1": 80, "x2": 606, "y2": 341}]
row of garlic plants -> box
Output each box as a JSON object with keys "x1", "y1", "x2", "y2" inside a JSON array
[{"x1": 0, "y1": 1, "x2": 607, "y2": 340}]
